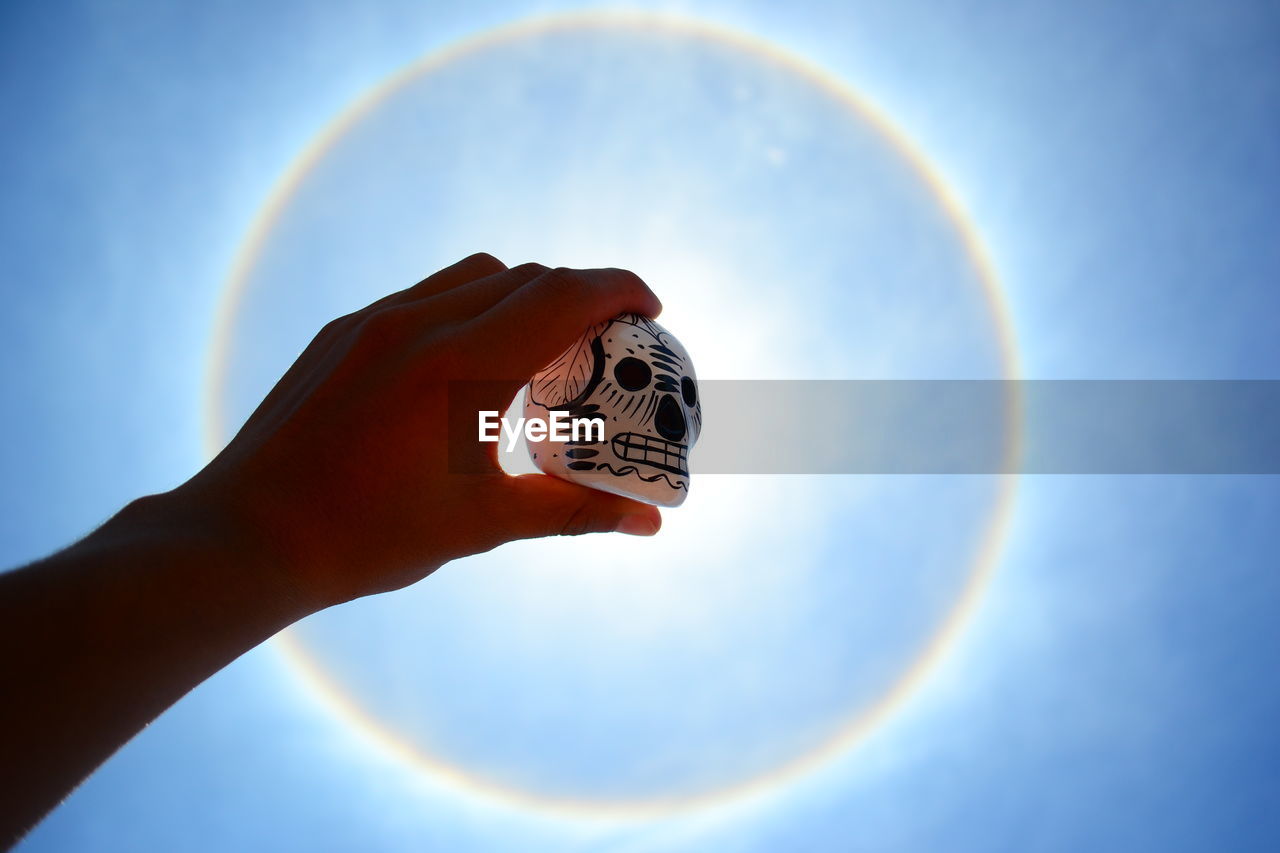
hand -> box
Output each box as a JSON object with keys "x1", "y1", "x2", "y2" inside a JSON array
[{"x1": 175, "y1": 253, "x2": 665, "y2": 609}]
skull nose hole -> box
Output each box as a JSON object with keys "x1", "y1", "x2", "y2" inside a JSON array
[{"x1": 655, "y1": 394, "x2": 686, "y2": 442}]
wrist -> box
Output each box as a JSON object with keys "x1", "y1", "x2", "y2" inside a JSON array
[{"x1": 107, "y1": 484, "x2": 323, "y2": 625}]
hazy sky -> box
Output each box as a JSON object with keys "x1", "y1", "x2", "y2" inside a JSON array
[{"x1": 3, "y1": 1, "x2": 1278, "y2": 851}]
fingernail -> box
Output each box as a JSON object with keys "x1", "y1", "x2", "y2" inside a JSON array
[{"x1": 615, "y1": 515, "x2": 659, "y2": 536}]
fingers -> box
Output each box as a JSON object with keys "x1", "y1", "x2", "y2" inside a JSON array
[
  {"x1": 361, "y1": 252, "x2": 509, "y2": 316},
  {"x1": 400, "y1": 252, "x2": 509, "y2": 302},
  {"x1": 416, "y1": 262, "x2": 550, "y2": 324},
  {"x1": 300, "y1": 251, "x2": 510, "y2": 373},
  {"x1": 496, "y1": 474, "x2": 662, "y2": 540},
  {"x1": 462, "y1": 267, "x2": 662, "y2": 379},
  {"x1": 305, "y1": 252, "x2": 508, "y2": 356}
]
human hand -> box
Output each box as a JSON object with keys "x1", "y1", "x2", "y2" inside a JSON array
[{"x1": 173, "y1": 253, "x2": 665, "y2": 610}]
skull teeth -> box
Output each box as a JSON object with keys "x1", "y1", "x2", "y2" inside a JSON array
[{"x1": 611, "y1": 432, "x2": 689, "y2": 477}]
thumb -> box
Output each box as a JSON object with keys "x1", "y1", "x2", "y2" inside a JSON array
[{"x1": 499, "y1": 473, "x2": 662, "y2": 540}]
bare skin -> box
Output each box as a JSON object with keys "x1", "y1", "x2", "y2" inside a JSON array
[{"x1": 0, "y1": 254, "x2": 664, "y2": 846}]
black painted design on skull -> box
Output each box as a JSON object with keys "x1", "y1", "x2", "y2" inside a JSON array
[{"x1": 525, "y1": 313, "x2": 701, "y2": 505}]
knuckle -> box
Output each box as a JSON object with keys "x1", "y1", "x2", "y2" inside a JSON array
[
  {"x1": 559, "y1": 501, "x2": 597, "y2": 537},
  {"x1": 314, "y1": 313, "x2": 356, "y2": 344},
  {"x1": 463, "y1": 251, "x2": 507, "y2": 274},
  {"x1": 542, "y1": 266, "x2": 588, "y2": 300},
  {"x1": 316, "y1": 317, "x2": 344, "y2": 340},
  {"x1": 511, "y1": 261, "x2": 550, "y2": 278},
  {"x1": 609, "y1": 267, "x2": 654, "y2": 305},
  {"x1": 357, "y1": 306, "x2": 408, "y2": 348},
  {"x1": 608, "y1": 267, "x2": 647, "y2": 291}
]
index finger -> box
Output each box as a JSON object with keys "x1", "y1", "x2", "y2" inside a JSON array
[{"x1": 462, "y1": 266, "x2": 662, "y2": 378}]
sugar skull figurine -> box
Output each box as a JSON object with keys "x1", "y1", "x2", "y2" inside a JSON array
[{"x1": 524, "y1": 314, "x2": 701, "y2": 507}]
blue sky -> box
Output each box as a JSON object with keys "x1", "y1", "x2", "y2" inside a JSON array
[{"x1": 2, "y1": 1, "x2": 1278, "y2": 850}]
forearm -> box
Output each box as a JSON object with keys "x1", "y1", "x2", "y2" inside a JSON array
[{"x1": 0, "y1": 491, "x2": 315, "y2": 846}]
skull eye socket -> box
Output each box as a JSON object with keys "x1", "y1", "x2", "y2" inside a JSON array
[
  {"x1": 681, "y1": 376, "x2": 698, "y2": 407},
  {"x1": 614, "y1": 357, "x2": 652, "y2": 391}
]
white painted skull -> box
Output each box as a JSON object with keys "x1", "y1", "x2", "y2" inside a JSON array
[{"x1": 524, "y1": 313, "x2": 701, "y2": 507}]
